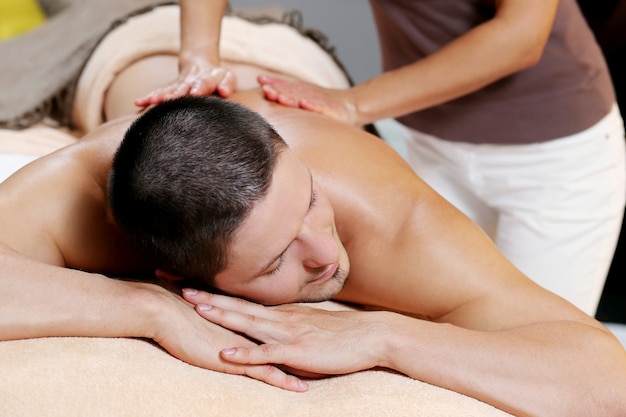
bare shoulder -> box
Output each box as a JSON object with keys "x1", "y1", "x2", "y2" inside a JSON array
[{"x1": 0, "y1": 115, "x2": 145, "y2": 272}]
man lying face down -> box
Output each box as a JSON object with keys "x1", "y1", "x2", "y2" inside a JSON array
[{"x1": 106, "y1": 95, "x2": 626, "y2": 417}]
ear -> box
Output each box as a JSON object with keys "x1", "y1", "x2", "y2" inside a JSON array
[{"x1": 155, "y1": 269, "x2": 185, "y2": 288}]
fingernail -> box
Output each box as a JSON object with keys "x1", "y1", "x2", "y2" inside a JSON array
[
  {"x1": 182, "y1": 288, "x2": 198, "y2": 296},
  {"x1": 222, "y1": 348, "x2": 236, "y2": 356},
  {"x1": 197, "y1": 304, "x2": 212, "y2": 311},
  {"x1": 298, "y1": 380, "x2": 309, "y2": 390}
]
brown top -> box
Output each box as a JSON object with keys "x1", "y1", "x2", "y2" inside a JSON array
[{"x1": 369, "y1": 0, "x2": 616, "y2": 144}]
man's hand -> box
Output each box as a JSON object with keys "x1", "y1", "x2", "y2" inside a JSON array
[
  {"x1": 135, "y1": 61, "x2": 237, "y2": 108},
  {"x1": 182, "y1": 289, "x2": 388, "y2": 376},
  {"x1": 257, "y1": 75, "x2": 359, "y2": 126},
  {"x1": 145, "y1": 285, "x2": 308, "y2": 392}
]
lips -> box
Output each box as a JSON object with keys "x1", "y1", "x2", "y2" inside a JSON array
[{"x1": 310, "y1": 262, "x2": 339, "y2": 285}]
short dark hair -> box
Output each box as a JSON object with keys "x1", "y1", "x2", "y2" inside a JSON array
[{"x1": 107, "y1": 96, "x2": 287, "y2": 287}]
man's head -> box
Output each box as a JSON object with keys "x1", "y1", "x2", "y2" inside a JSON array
[
  {"x1": 108, "y1": 96, "x2": 285, "y2": 288},
  {"x1": 108, "y1": 96, "x2": 349, "y2": 304}
]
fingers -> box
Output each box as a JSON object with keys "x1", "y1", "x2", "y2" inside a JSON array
[
  {"x1": 195, "y1": 303, "x2": 289, "y2": 344},
  {"x1": 135, "y1": 68, "x2": 238, "y2": 107},
  {"x1": 260, "y1": 84, "x2": 301, "y2": 108},
  {"x1": 134, "y1": 83, "x2": 190, "y2": 108},
  {"x1": 298, "y1": 98, "x2": 320, "y2": 113},
  {"x1": 216, "y1": 71, "x2": 237, "y2": 97},
  {"x1": 241, "y1": 362, "x2": 309, "y2": 392},
  {"x1": 222, "y1": 345, "x2": 328, "y2": 381},
  {"x1": 222, "y1": 344, "x2": 282, "y2": 365},
  {"x1": 182, "y1": 289, "x2": 263, "y2": 313},
  {"x1": 182, "y1": 289, "x2": 264, "y2": 312},
  {"x1": 257, "y1": 74, "x2": 284, "y2": 85},
  {"x1": 258, "y1": 76, "x2": 302, "y2": 108},
  {"x1": 184, "y1": 288, "x2": 283, "y2": 321},
  {"x1": 260, "y1": 84, "x2": 280, "y2": 103}
]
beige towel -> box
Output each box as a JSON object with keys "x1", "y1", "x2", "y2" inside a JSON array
[
  {"x1": 0, "y1": 123, "x2": 76, "y2": 156},
  {"x1": 0, "y1": 323, "x2": 514, "y2": 417}
]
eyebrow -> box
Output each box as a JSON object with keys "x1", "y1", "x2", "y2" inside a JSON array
[{"x1": 257, "y1": 170, "x2": 314, "y2": 275}]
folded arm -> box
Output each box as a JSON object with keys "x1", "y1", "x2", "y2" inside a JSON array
[{"x1": 185, "y1": 287, "x2": 626, "y2": 417}]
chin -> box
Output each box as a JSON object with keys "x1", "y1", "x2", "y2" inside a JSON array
[{"x1": 300, "y1": 270, "x2": 348, "y2": 304}]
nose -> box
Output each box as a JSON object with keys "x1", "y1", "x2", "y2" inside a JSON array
[{"x1": 299, "y1": 223, "x2": 339, "y2": 270}]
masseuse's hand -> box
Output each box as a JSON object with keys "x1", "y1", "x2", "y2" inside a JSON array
[
  {"x1": 183, "y1": 289, "x2": 388, "y2": 376},
  {"x1": 258, "y1": 75, "x2": 359, "y2": 126},
  {"x1": 135, "y1": 60, "x2": 237, "y2": 108},
  {"x1": 147, "y1": 285, "x2": 308, "y2": 392}
]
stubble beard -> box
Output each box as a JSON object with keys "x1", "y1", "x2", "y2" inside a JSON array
[{"x1": 298, "y1": 263, "x2": 349, "y2": 304}]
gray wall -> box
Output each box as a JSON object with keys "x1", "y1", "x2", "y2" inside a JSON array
[{"x1": 231, "y1": 0, "x2": 381, "y2": 83}]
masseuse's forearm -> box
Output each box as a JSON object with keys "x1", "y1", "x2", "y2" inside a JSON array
[
  {"x1": 0, "y1": 246, "x2": 159, "y2": 341},
  {"x1": 380, "y1": 314, "x2": 626, "y2": 417},
  {"x1": 179, "y1": 0, "x2": 229, "y2": 68},
  {"x1": 350, "y1": 0, "x2": 557, "y2": 125}
]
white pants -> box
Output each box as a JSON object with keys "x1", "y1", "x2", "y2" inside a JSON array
[{"x1": 398, "y1": 105, "x2": 626, "y2": 316}]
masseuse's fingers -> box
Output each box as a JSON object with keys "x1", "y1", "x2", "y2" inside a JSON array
[
  {"x1": 258, "y1": 75, "x2": 312, "y2": 108},
  {"x1": 184, "y1": 67, "x2": 237, "y2": 97},
  {"x1": 135, "y1": 66, "x2": 237, "y2": 107},
  {"x1": 257, "y1": 75, "x2": 358, "y2": 126}
]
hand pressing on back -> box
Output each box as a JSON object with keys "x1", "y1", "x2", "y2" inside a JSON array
[
  {"x1": 135, "y1": 60, "x2": 237, "y2": 108},
  {"x1": 258, "y1": 75, "x2": 359, "y2": 127}
]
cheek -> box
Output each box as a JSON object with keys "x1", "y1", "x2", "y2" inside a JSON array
[{"x1": 246, "y1": 269, "x2": 303, "y2": 305}]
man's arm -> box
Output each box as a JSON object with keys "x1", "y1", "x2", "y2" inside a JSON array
[
  {"x1": 0, "y1": 241, "x2": 307, "y2": 389},
  {"x1": 185, "y1": 274, "x2": 626, "y2": 417}
]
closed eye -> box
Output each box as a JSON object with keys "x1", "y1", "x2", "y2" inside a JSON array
[
  {"x1": 310, "y1": 189, "x2": 317, "y2": 208},
  {"x1": 267, "y1": 254, "x2": 285, "y2": 276}
]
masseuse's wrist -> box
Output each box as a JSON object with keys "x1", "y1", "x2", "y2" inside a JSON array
[
  {"x1": 179, "y1": 51, "x2": 217, "y2": 71},
  {"x1": 348, "y1": 86, "x2": 378, "y2": 127}
]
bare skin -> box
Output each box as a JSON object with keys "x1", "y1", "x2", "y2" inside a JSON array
[{"x1": 1, "y1": 58, "x2": 625, "y2": 417}]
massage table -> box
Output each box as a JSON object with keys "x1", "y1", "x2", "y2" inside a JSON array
[{"x1": 0, "y1": 3, "x2": 515, "y2": 416}]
